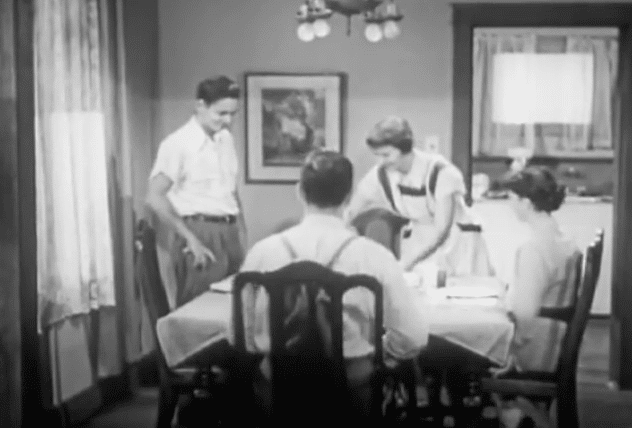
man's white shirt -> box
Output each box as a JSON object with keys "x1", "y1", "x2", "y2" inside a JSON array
[{"x1": 150, "y1": 116, "x2": 239, "y2": 216}]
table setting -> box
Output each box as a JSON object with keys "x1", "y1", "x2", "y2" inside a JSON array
[{"x1": 156, "y1": 270, "x2": 515, "y2": 370}]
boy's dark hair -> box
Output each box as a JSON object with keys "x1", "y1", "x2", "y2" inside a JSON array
[
  {"x1": 196, "y1": 75, "x2": 240, "y2": 105},
  {"x1": 300, "y1": 150, "x2": 353, "y2": 208}
]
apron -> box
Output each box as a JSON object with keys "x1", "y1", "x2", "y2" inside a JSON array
[{"x1": 377, "y1": 154, "x2": 494, "y2": 284}]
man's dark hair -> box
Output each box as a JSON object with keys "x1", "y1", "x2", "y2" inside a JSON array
[
  {"x1": 366, "y1": 116, "x2": 414, "y2": 153},
  {"x1": 196, "y1": 75, "x2": 240, "y2": 105},
  {"x1": 300, "y1": 150, "x2": 353, "y2": 208}
]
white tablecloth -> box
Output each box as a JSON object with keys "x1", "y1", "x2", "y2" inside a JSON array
[{"x1": 156, "y1": 287, "x2": 514, "y2": 369}]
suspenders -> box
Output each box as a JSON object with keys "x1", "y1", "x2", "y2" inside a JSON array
[{"x1": 279, "y1": 234, "x2": 358, "y2": 268}]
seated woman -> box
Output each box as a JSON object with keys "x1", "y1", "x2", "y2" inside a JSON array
[
  {"x1": 500, "y1": 166, "x2": 581, "y2": 373},
  {"x1": 495, "y1": 167, "x2": 582, "y2": 427}
]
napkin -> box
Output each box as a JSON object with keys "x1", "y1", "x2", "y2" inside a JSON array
[
  {"x1": 209, "y1": 274, "x2": 235, "y2": 293},
  {"x1": 403, "y1": 272, "x2": 422, "y2": 289}
]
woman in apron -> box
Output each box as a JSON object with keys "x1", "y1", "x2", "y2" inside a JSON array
[{"x1": 347, "y1": 116, "x2": 494, "y2": 284}]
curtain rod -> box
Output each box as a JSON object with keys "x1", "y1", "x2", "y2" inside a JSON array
[{"x1": 474, "y1": 27, "x2": 619, "y2": 38}]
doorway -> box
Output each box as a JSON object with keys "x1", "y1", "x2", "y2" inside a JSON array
[{"x1": 451, "y1": 3, "x2": 632, "y2": 390}]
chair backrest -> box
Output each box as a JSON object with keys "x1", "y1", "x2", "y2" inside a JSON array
[
  {"x1": 556, "y1": 231, "x2": 602, "y2": 386},
  {"x1": 134, "y1": 219, "x2": 171, "y2": 347},
  {"x1": 538, "y1": 251, "x2": 583, "y2": 323},
  {"x1": 351, "y1": 207, "x2": 409, "y2": 258},
  {"x1": 232, "y1": 260, "x2": 384, "y2": 423},
  {"x1": 591, "y1": 228, "x2": 605, "y2": 287}
]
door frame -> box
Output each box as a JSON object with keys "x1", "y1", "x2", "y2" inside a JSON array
[
  {"x1": 14, "y1": 0, "x2": 40, "y2": 424},
  {"x1": 451, "y1": 2, "x2": 632, "y2": 390}
]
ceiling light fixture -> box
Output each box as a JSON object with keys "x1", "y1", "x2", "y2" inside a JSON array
[{"x1": 296, "y1": 0, "x2": 403, "y2": 43}]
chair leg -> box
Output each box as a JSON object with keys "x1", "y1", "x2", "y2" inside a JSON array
[
  {"x1": 556, "y1": 389, "x2": 579, "y2": 428},
  {"x1": 156, "y1": 384, "x2": 179, "y2": 428},
  {"x1": 548, "y1": 398, "x2": 557, "y2": 428},
  {"x1": 514, "y1": 396, "x2": 552, "y2": 428}
]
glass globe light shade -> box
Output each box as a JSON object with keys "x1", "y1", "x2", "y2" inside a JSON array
[
  {"x1": 364, "y1": 23, "x2": 383, "y2": 43},
  {"x1": 297, "y1": 22, "x2": 315, "y2": 42},
  {"x1": 312, "y1": 19, "x2": 331, "y2": 38},
  {"x1": 383, "y1": 20, "x2": 401, "y2": 39}
]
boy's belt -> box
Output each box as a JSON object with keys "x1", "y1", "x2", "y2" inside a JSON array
[{"x1": 183, "y1": 214, "x2": 237, "y2": 224}]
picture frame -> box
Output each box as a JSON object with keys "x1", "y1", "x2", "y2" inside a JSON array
[{"x1": 244, "y1": 72, "x2": 347, "y2": 184}]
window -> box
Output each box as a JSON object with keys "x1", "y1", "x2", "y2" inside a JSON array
[{"x1": 471, "y1": 28, "x2": 618, "y2": 158}]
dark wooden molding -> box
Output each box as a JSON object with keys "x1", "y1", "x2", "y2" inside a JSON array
[
  {"x1": 0, "y1": 0, "x2": 21, "y2": 425},
  {"x1": 611, "y1": 23, "x2": 632, "y2": 391},
  {"x1": 15, "y1": 0, "x2": 40, "y2": 423},
  {"x1": 42, "y1": 374, "x2": 132, "y2": 428},
  {"x1": 451, "y1": 2, "x2": 632, "y2": 390}
]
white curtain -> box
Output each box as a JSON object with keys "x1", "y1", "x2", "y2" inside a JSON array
[
  {"x1": 35, "y1": 0, "x2": 116, "y2": 331},
  {"x1": 472, "y1": 32, "x2": 618, "y2": 156},
  {"x1": 561, "y1": 36, "x2": 619, "y2": 152},
  {"x1": 472, "y1": 32, "x2": 537, "y2": 156}
]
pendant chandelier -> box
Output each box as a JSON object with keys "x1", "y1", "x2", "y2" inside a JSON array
[{"x1": 296, "y1": 0, "x2": 403, "y2": 43}]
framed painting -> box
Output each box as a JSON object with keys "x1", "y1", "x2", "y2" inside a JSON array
[{"x1": 244, "y1": 72, "x2": 346, "y2": 184}]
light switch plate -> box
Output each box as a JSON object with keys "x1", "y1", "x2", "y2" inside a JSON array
[{"x1": 425, "y1": 135, "x2": 440, "y2": 153}]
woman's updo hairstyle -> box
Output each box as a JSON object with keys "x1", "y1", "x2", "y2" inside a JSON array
[{"x1": 500, "y1": 166, "x2": 566, "y2": 213}]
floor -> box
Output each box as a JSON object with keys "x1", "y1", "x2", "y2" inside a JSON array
[{"x1": 80, "y1": 319, "x2": 632, "y2": 427}]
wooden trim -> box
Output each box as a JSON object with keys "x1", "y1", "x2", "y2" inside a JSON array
[
  {"x1": 15, "y1": 0, "x2": 40, "y2": 423},
  {"x1": 474, "y1": 152, "x2": 614, "y2": 162},
  {"x1": 43, "y1": 374, "x2": 132, "y2": 428},
  {"x1": 451, "y1": 5, "x2": 473, "y2": 206},
  {"x1": 474, "y1": 26, "x2": 619, "y2": 37},
  {"x1": 451, "y1": 2, "x2": 632, "y2": 390},
  {"x1": 612, "y1": 23, "x2": 632, "y2": 390}
]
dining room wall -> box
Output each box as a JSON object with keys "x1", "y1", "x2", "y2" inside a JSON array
[
  {"x1": 156, "y1": 0, "x2": 452, "y2": 247},
  {"x1": 156, "y1": 0, "x2": 632, "y2": 248}
]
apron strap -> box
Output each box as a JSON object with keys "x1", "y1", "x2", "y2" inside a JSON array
[
  {"x1": 427, "y1": 161, "x2": 446, "y2": 199},
  {"x1": 378, "y1": 164, "x2": 398, "y2": 212},
  {"x1": 424, "y1": 160, "x2": 447, "y2": 217}
]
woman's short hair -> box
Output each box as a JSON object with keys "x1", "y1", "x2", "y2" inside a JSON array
[
  {"x1": 500, "y1": 166, "x2": 566, "y2": 213},
  {"x1": 300, "y1": 150, "x2": 353, "y2": 208},
  {"x1": 196, "y1": 75, "x2": 240, "y2": 106},
  {"x1": 366, "y1": 116, "x2": 414, "y2": 153}
]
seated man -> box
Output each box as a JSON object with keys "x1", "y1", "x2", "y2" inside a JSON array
[{"x1": 231, "y1": 150, "x2": 428, "y2": 419}]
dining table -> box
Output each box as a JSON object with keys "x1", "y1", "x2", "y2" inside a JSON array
[{"x1": 156, "y1": 274, "x2": 516, "y2": 370}]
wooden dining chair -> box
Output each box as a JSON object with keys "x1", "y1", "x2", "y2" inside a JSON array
[
  {"x1": 350, "y1": 207, "x2": 410, "y2": 259},
  {"x1": 135, "y1": 220, "x2": 223, "y2": 428},
  {"x1": 232, "y1": 260, "x2": 387, "y2": 426},
  {"x1": 481, "y1": 229, "x2": 604, "y2": 428},
  {"x1": 351, "y1": 207, "x2": 421, "y2": 421}
]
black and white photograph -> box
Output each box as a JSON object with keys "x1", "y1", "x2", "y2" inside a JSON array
[{"x1": 3, "y1": 1, "x2": 632, "y2": 427}]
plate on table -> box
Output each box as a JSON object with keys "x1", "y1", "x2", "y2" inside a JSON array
[
  {"x1": 446, "y1": 276, "x2": 505, "y2": 291},
  {"x1": 209, "y1": 274, "x2": 235, "y2": 293},
  {"x1": 443, "y1": 285, "x2": 499, "y2": 299}
]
